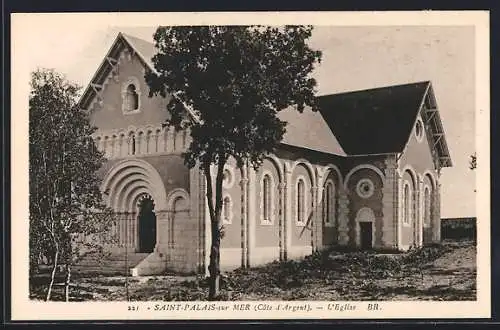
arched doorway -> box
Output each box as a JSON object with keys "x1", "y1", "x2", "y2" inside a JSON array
[
  {"x1": 137, "y1": 194, "x2": 156, "y2": 253},
  {"x1": 355, "y1": 207, "x2": 375, "y2": 250}
]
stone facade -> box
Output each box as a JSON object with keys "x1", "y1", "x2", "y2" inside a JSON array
[{"x1": 82, "y1": 33, "x2": 447, "y2": 276}]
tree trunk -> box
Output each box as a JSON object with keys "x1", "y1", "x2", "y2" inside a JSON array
[
  {"x1": 208, "y1": 218, "x2": 221, "y2": 300},
  {"x1": 64, "y1": 263, "x2": 71, "y2": 302},
  {"x1": 205, "y1": 158, "x2": 225, "y2": 301},
  {"x1": 46, "y1": 248, "x2": 59, "y2": 301}
]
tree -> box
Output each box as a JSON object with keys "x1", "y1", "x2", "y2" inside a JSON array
[
  {"x1": 29, "y1": 68, "x2": 114, "y2": 301},
  {"x1": 145, "y1": 26, "x2": 322, "y2": 299}
]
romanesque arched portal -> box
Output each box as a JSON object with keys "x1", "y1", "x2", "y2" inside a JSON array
[{"x1": 101, "y1": 159, "x2": 167, "y2": 252}]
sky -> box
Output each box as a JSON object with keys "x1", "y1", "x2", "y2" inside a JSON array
[{"x1": 17, "y1": 14, "x2": 479, "y2": 218}]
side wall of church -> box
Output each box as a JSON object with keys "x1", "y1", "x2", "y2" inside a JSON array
[
  {"x1": 87, "y1": 42, "x2": 445, "y2": 275},
  {"x1": 398, "y1": 112, "x2": 441, "y2": 248},
  {"x1": 253, "y1": 158, "x2": 282, "y2": 264}
]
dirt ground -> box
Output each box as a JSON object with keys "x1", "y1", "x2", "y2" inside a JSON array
[{"x1": 30, "y1": 240, "x2": 476, "y2": 301}]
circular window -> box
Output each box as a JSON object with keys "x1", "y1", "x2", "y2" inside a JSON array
[
  {"x1": 222, "y1": 167, "x2": 235, "y2": 189},
  {"x1": 356, "y1": 178, "x2": 375, "y2": 198},
  {"x1": 415, "y1": 118, "x2": 424, "y2": 142}
]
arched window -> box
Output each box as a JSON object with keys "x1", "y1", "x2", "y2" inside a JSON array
[
  {"x1": 121, "y1": 77, "x2": 141, "y2": 113},
  {"x1": 95, "y1": 136, "x2": 102, "y2": 152},
  {"x1": 119, "y1": 133, "x2": 126, "y2": 156},
  {"x1": 403, "y1": 183, "x2": 411, "y2": 225},
  {"x1": 128, "y1": 133, "x2": 136, "y2": 155},
  {"x1": 297, "y1": 178, "x2": 306, "y2": 224},
  {"x1": 424, "y1": 186, "x2": 431, "y2": 227},
  {"x1": 125, "y1": 84, "x2": 139, "y2": 111},
  {"x1": 222, "y1": 195, "x2": 232, "y2": 224},
  {"x1": 103, "y1": 136, "x2": 109, "y2": 157},
  {"x1": 262, "y1": 174, "x2": 272, "y2": 224},
  {"x1": 222, "y1": 166, "x2": 235, "y2": 189},
  {"x1": 323, "y1": 180, "x2": 335, "y2": 226}
]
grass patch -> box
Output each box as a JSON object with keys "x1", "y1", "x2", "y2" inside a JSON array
[{"x1": 30, "y1": 241, "x2": 476, "y2": 301}]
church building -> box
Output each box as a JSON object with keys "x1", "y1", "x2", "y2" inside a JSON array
[{"x1": 78, "y1": 32, "x2": 452, "y2": 276}]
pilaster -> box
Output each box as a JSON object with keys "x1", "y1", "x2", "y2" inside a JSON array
[
  {"x1": 284, "y1": 162, "x2": 293, "y2": 259},
  {"x1": 417, "y1": 176, "x2": 424, "y2": 247},
  {"x1": 135, "y1": 133, "x2": 141, "y2": 155},
  {"x1": 118, "y1": 136, "x2": 124, "y2": 157},
  {"x1": 166, "y1": 127, "x2": 175, "y2": 153},
  {"x1": 337, "y1": 188, "x2": 350, "y2": 245},
  {"x1": 155, "y1": 210, "x2": 169, "y2": 256},
  {"x1": 192, "y1": 167, "x2": 207, "y2": 273},
  {"x1": 145, "y1": 133, "x2": 151, "y2": 154},
  {"x1": 315, "y1": 184, "x2": 324, "y2": 251},
  {"x1": 158, "y1": 128, "x2": 166, "y2": 152},
  {"x1": 129, "y1": 212, "x2": 136, "y2": 250},
  {"x1": 433, "y1": 182, "x2": 442, "y2": 243},
  {"x1": 382, "y1": 156, "x2": 398, "y2": 248},
  {"x1": 396, "y1": 174, "x2": 403, "y2": 250},
  {"x1": 117, "y1": 211, "x2": 136, "y2": 251},
  {"x1": 310, "y1": 186, "x2": 319, "y2": 252},
  {"x1": 247, "y1": 166, "x2": 257, "y2": 266},
  {"x1": 239, "y1": 164, "x2": 249, "y2": 267},
  {"x1": 278, "y1": 182, "x2": 285, "y2": 260}
]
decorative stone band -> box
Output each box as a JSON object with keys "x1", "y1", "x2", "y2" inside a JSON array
[{"x1": 92, "y1": 125, "x2": 191, "y2": 159}]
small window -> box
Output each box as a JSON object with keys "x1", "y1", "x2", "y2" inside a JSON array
[
  {"x1": 222, "y1": 195, "x2": 232, "y2": 224},
  {"x1": 262, "y1": 174, "x2": 272, "y2": 224},
  {"x1": 125, "y1": 84, "x2": 139, "y2": 111},
  {"x1": 121, "y1": 77, "x2": 141, "y2": 113},
  {"x1": 415, "y1": 118, "x2": 424, "y2": 142},
  {"x1": 323, "y1": 180, "x2": 335, "y2": 226},
  {"x1": 222, "y1": 167, "x2": 235, "y2": 189},
  {"x1": 130, "y1": 135, "x2": 136, "y2": 155},
  {"x1": 356, "y1": 178, "x2": 375, "y2": 199},
  {"x1": 296, "y1": 178, "x2": 306, "y2": 225},
  {"x1": 403, "y1": 183, "x2": 411, "y2": 225},
  {"x1": 424, "y1": 186, "x2": 431, "y2": 227}
]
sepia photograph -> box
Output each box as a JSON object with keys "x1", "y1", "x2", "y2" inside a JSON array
[{"x1": 10, "y1": 11, "x2": 490, "y2": 320}]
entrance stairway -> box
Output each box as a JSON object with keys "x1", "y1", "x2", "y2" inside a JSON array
[{"x1": 73, "y1": 252, "x2": 150, "y2": 276}]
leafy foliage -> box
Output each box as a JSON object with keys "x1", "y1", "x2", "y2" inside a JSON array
[
  {"x1": 145, "y1": 25, "x2": 322, "y2": 299},
  {"x1": 145, "y1": 25, "x2": 322, "y2": 170},
  {"x1": 29, "y1": 68, "x2": 115, "y2": 299}
]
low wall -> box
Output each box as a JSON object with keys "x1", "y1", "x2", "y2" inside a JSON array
[{"x1": 441, "y1": 217, "x2": 476, "y2": 241}]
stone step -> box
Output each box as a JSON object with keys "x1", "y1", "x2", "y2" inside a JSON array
[{"x1": 73, "y1": 252, "x2": 150, "y2": 275}]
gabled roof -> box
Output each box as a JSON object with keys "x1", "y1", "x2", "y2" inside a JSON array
[
  {"x1": 78, "y1": 33, "x2": 202, "y2": 123},
  {"x1": 318, "y1": 81, "x2": 452, "y2": 167},
  {"x1": 78, "y1": 32, "x2": 451, "y2": 166},
  {"x1": 120, "y1": 33, "x2": 156, "y2": 69},
  {"x1": 77, "y1": 32, "x2": 346, "y2": 156},
  {"x1": 78, "y1": 32, "x2": 155, "y2": 110},
  {"x1": 278, "y1": 106, "x2": 346, "y2": 156}
]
